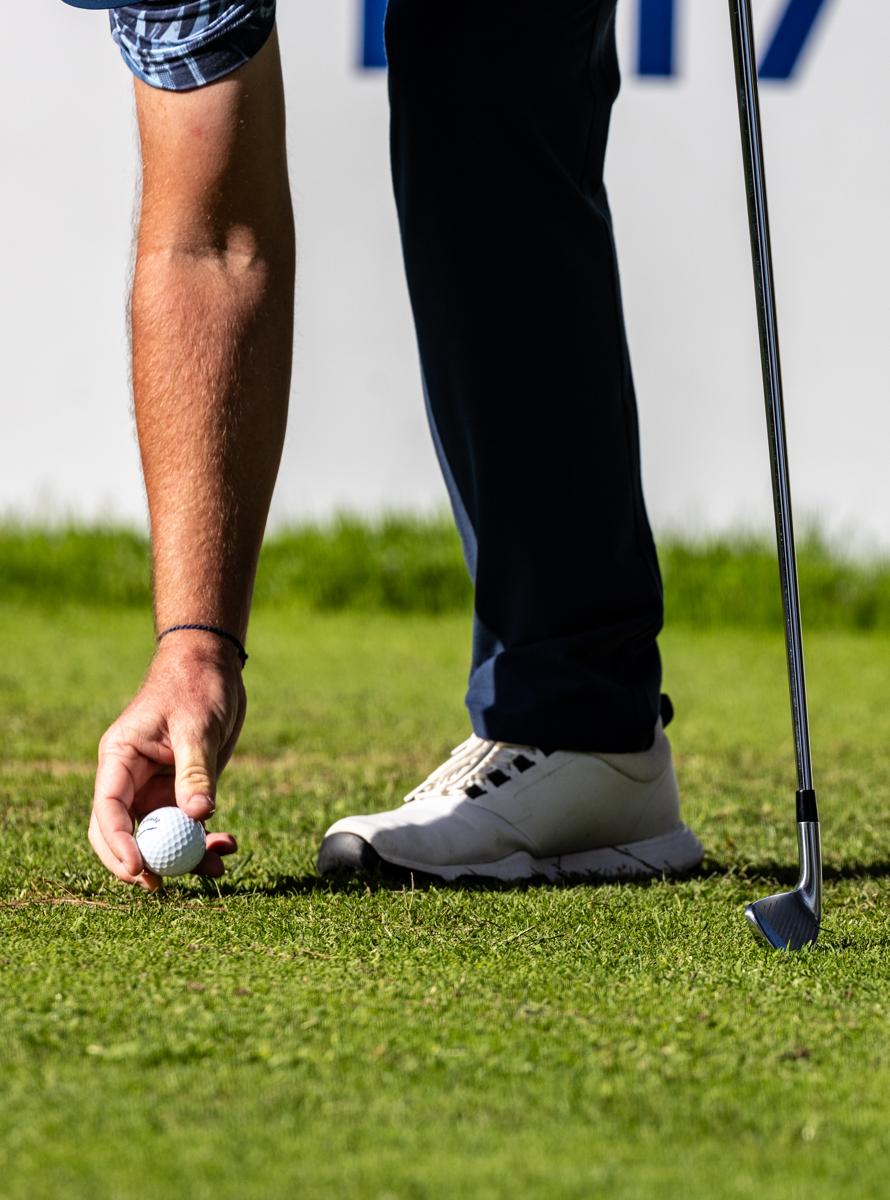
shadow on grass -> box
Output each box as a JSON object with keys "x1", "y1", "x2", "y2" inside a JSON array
[
  {"x1": 212, "y1": 865, "x2": 707, "y2": 898},
  {"x1": 722, "y1": 859, "x2": 890, "y2": 886},
  {"x1": 13, "y1": 858, "x2": 887, "y2": 909},
  {"x1": 21, "y1": 854, "x2": 887, "y2": 905},
  {"x1": 212, "y1": 855, "x2": 890, "y2": 898}
]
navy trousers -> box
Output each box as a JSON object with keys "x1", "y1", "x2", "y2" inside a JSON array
[{"x1": 386, "y1": 0, "x2": 665, "y2": 753}]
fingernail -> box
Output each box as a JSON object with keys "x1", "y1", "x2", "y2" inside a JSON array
[{"x1": 193, "y1": 795, "x2": 214, "y2": 809}]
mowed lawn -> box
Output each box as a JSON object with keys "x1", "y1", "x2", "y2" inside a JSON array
[{"x1": 2, "y1": 600, "x2": 890, "y2": 1199}]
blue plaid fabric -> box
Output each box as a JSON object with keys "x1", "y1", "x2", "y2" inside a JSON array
[{"x1": 106, "y1": 1, "x2": 277, "y2": 91}]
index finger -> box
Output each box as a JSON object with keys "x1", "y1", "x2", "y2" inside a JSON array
[{"x1": 93, "y1": 750, "x2": 155, "y2": 877}]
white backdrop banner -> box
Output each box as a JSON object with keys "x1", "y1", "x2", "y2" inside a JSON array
[{"x1": 3, "y1": 1, "x2": 888, "y2": 545}]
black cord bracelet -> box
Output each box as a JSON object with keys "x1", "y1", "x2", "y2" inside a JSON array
[{"x1": 156, "y1": 624, "x2": 248, "y2": 667}]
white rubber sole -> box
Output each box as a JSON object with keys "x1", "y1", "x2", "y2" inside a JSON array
[{"x1": 321, "y1": 823, "x2": 704, "y2": 883}]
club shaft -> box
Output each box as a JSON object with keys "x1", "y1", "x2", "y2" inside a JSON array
[{"x1": 729, "y1": 0, "x2": 814, "y2": 794}]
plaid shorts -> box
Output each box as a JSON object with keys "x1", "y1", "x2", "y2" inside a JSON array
[{"x1": 104, "y1": 1, "x2": 277, "y2": 91}]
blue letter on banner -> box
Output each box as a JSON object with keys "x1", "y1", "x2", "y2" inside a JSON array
[
  {"x1": 362, "y1": 0, "x2": 387, "y2": 69},
  {"x1": 362, "y1": 0, "x2": 830, "y2": 78},
  {"x1": 638, "y1": 0, "x2": 675, "y2": 77},
  {"x1": 760, "y1": 0, "x2": 832, "y2": 79}
]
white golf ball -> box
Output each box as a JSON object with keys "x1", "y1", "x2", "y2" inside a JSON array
[{"x1": 136, "y1": 808, "x2": 207, "y2": 877}]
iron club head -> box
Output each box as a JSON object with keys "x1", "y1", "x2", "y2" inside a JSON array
[
  {"x1": 744, "y1": 821, "x2": 822, "y2": 950},
  {"x1": 745, "y1": 889, "x2": 819, "y2": 950}
]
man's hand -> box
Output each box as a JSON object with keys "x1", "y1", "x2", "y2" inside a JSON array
[{"x1": 89, "y1": 635, "x2": 245, "y2": 891}]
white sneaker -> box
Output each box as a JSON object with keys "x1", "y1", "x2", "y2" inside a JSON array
[{"x1": 317, "y1": 722, "x2": 703, "y2": 882}]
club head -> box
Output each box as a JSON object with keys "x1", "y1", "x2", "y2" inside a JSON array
[
  {"x1": 745, "y1": 890, "x2": 819, "y2": 950},
  {"x1": 745, "y1": 821, "x2": 822, "y2": 951}
]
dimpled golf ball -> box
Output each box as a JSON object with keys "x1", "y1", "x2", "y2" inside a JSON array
[{"x1": 136, "y1": 808, "x2": 206, "y2": 876}]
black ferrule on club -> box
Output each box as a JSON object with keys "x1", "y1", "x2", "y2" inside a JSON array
[{"x1": 796, "y1": 789, "x2": 818, "y2": 824}]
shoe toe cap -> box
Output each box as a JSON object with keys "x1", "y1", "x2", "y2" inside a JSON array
[{"x1": 317, "y1": 831, "x2": 385, "y2": 877}]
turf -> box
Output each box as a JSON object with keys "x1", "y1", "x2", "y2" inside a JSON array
[
  {"x1": 7, "y1": 518, "x2": 890, "y2": 628},
  {"x1": 2, "y1": 599, "x2": 890, "y2": 1198}
]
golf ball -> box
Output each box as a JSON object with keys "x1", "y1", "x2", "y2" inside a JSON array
[{"x1": 136, "y1": 808, "x2": 206, "y2": 876}]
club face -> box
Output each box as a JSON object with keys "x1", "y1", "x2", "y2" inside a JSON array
[
  {"x1": 745, "y1": 890, "x2": 819, "y2": 951},
  {"x1": 745, "y1": 820, "x2": 822, "y2": 951}
]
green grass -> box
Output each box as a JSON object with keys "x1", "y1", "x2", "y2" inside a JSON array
[
  {"x1": 2, "y1": 586, "x2": 890, "y2": 1199},
  {"x1": 7, "y1": 518, "x2": 890, "y2": 628}
]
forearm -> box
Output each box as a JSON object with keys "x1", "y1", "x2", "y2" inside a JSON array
[
  {"x1": 131, "y1": 33, "x2": 294, "y2": 642},
  {"x1": 132, "y1": 238, "x2": 293, "y2": 640}
]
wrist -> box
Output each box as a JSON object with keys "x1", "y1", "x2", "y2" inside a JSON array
[{"x1": 153, "y1": 626, "x2": 247, "y2": 672}]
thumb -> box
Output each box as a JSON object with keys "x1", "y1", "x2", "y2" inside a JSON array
[{"x1": 173, "y1": 737, "x2": 218, "y2": 820}]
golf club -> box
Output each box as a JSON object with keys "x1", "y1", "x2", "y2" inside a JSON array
[{"x1": 728, "y1": 0, "x2": 822, "y2": 950}]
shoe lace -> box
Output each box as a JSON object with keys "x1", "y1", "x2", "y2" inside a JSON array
[{"x1": 404, "y1": 735, "x2": 541, "y2": 803}]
